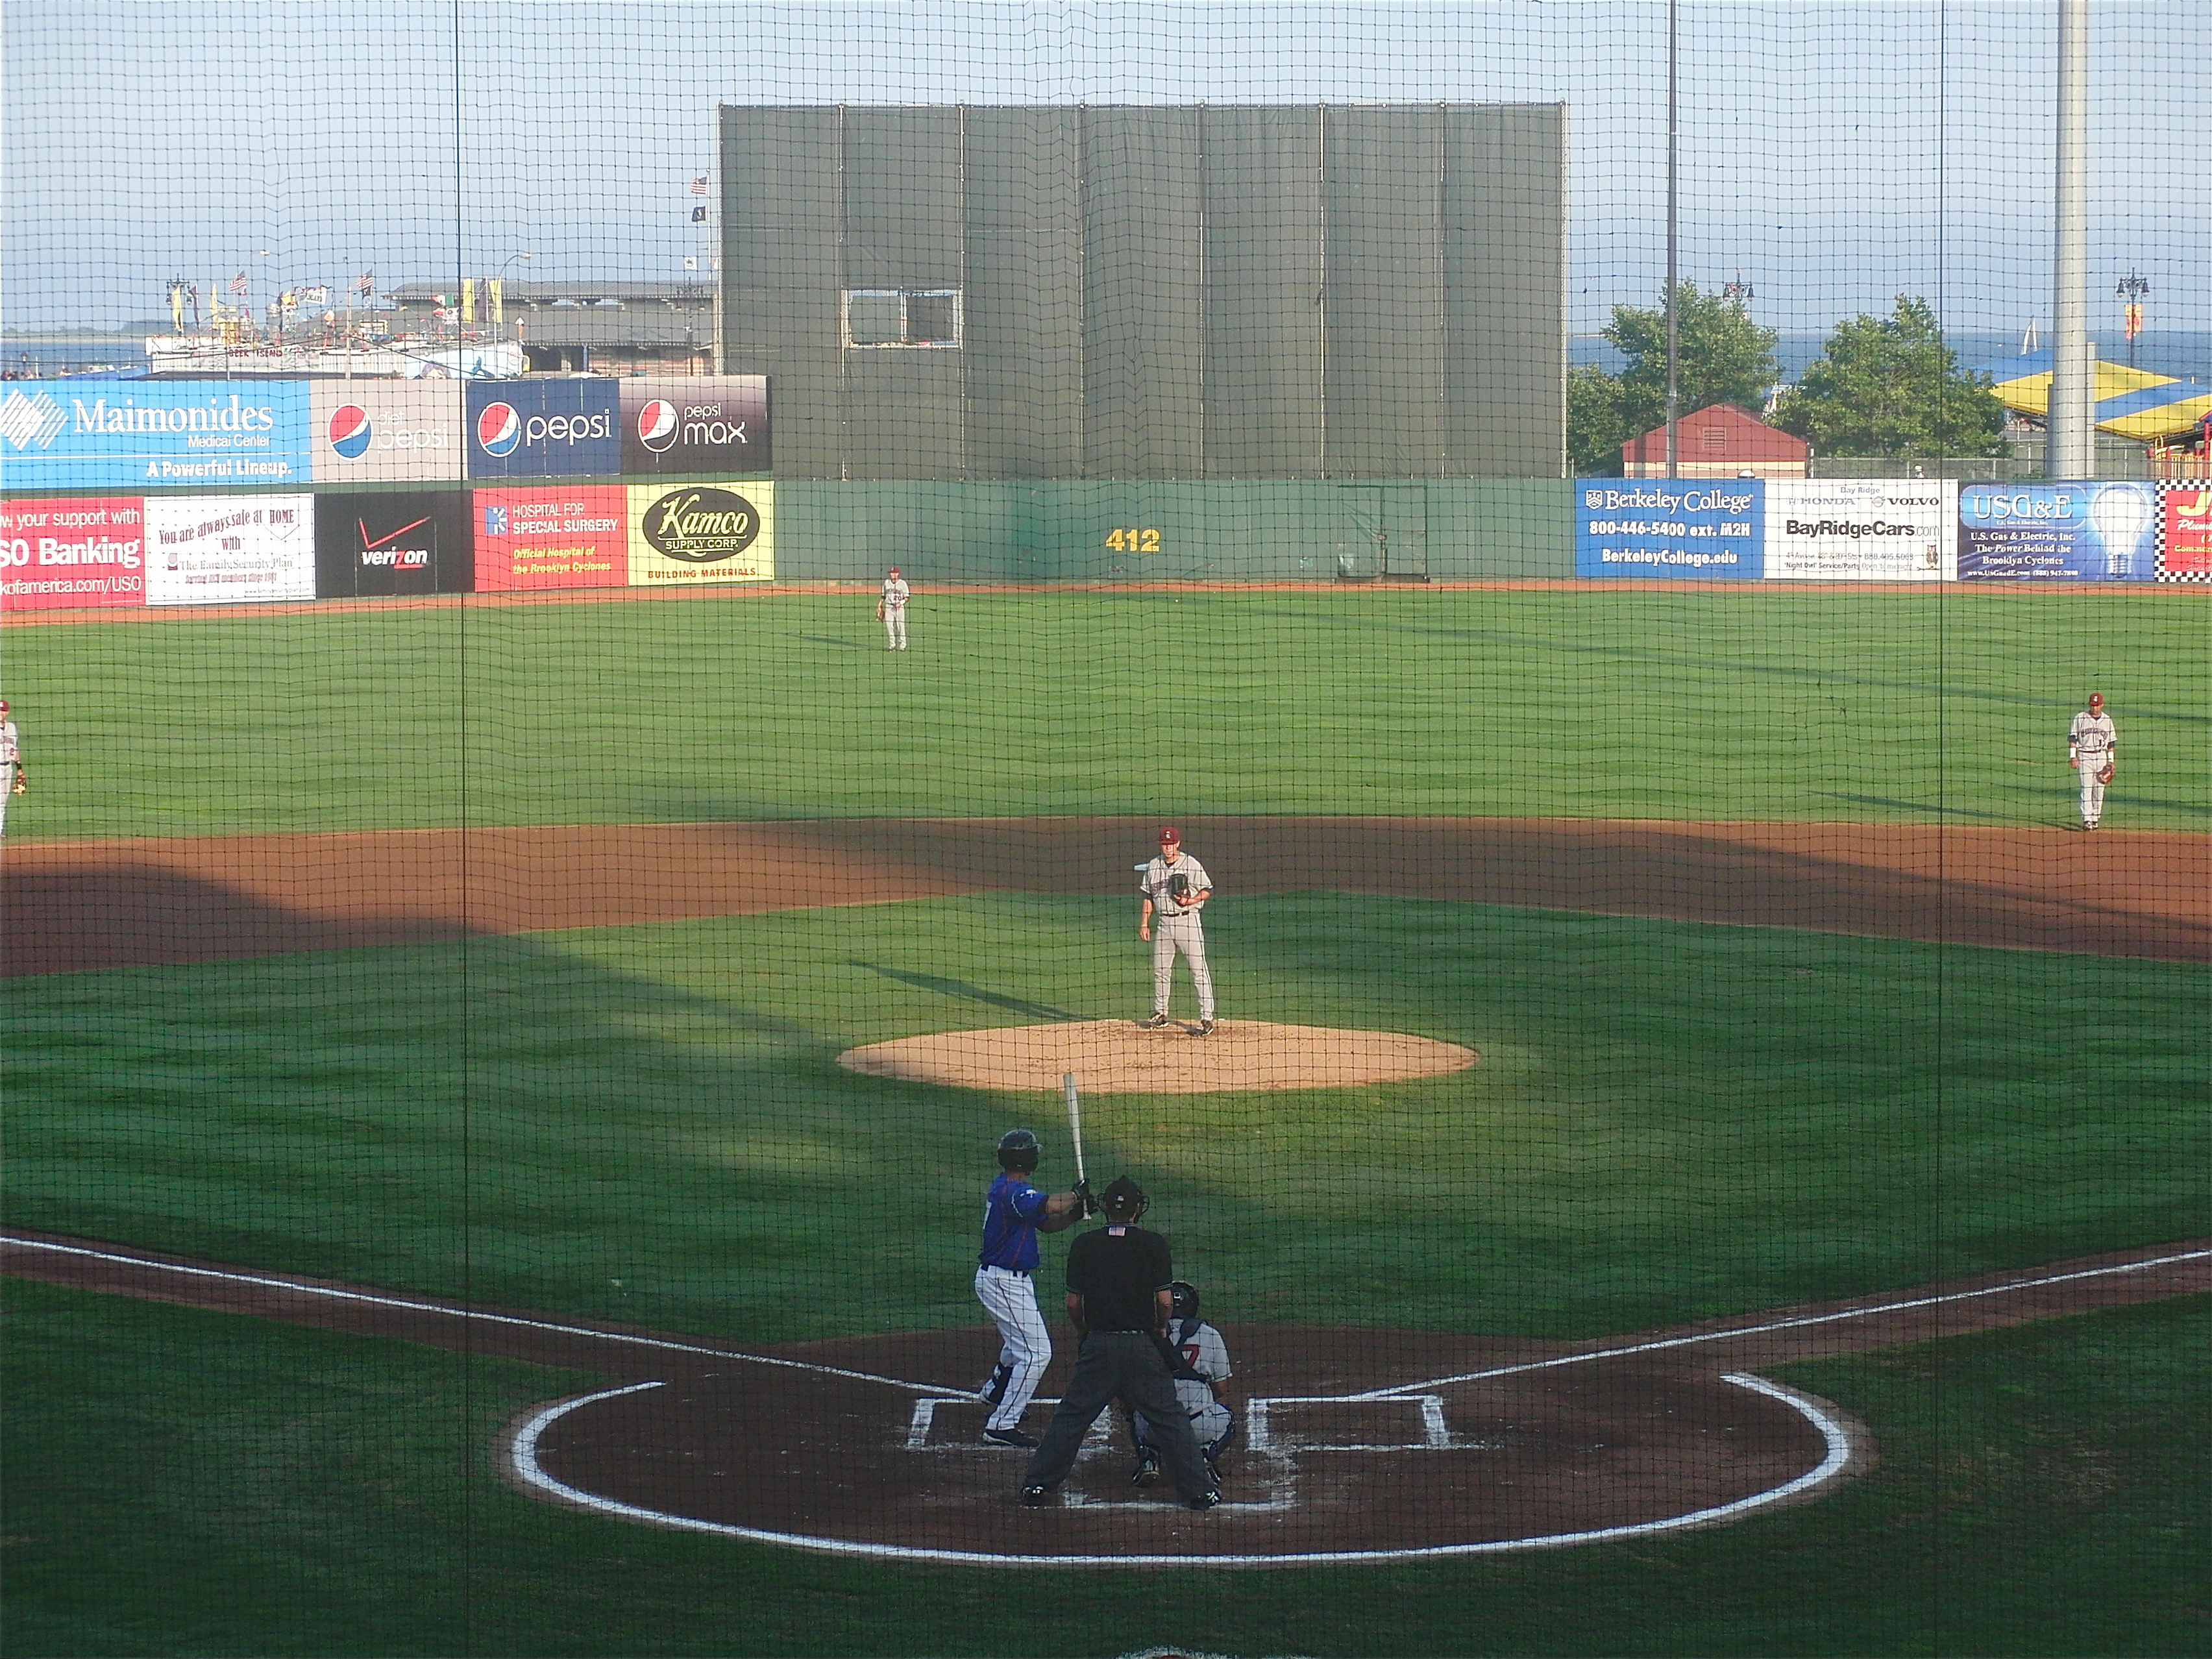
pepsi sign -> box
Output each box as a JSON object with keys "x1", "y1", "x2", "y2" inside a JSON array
[
  {"x1": 618, "y1": 376, "x2": 770, "y2": 475},
  {"x1": 308, "y1": 382, "x2": 463, "y2": 484},
  {"x1": 464, "y1": 380, "x2": 621, "y2": 479}
]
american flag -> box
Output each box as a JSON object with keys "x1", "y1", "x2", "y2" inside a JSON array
[
  {"x1": 353, "y1": 271, "x2": 375, "y2": 297},
  {"x1": 227, "y1": 272, "x2": 249, "y2": 297},
  {"x1": 689, "y1": 176, "x2": 709, "y2": 195}
]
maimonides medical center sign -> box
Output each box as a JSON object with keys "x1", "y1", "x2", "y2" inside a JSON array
[{"x1": 0, "y1": 382, "x2": 312, "y2": 491}]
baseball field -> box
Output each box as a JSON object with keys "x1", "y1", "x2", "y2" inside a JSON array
[{"x1": 3, "y1": 582, "x2": 2207, "y2": 1656}]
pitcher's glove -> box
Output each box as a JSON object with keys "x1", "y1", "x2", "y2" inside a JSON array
[
  {"x1": 8, "y1": 769, "x2": 22, "y2": 796},
  {"x1": 2097, "y1": 763, "x2": 2115, "y2": 785},
  {"x1": 1168, "y1": 872, "x2": 1193, "y2": 903}
]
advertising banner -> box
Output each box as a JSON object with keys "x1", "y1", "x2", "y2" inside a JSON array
[
  {"x1": 0, "y1": 380, "x2": 312, "y2": 492},
  {"x1": 1763, "y1": 480, "x2": 1957, "y2": 580},
  {"x1": 619, "y1": 375, "x2": 770, "y2": 476},
  {"x1": 1958, "y1": 483, "x2": 2158, "y2": 580},
  {"x1": 1, "y1": 495, "x2": 147, "y2": 611},
  {"x1": 1574, "y1": 480, "x2": 1763, "y2": 578},
  {"x1": 473, "y1": 485, "x2": 628, "y2": 591},
  {"x1": 463, "y1": 380, "x2": 621, "y2": 480},
  {"x1": 628, "y1": 481, "x2": 774, "y2": 586},
  {"x1": 314, "y1": 492, "x2": 473, "y2": 597},
  {"x1": 308, "y1": 382, "x2": 465, "y2": 485},
  {"x1": 143, "y1": 493, "x2": 315, "y2": 605},
  {"x1": 2157, "y1": 483, "x2": 2212, "y2": 580}
]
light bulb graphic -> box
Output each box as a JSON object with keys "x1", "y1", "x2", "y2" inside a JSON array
[{"x1": 2089, "y1": 484, "x2": 2152, "y2": 577}]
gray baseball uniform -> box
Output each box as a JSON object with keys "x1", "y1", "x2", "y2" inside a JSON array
[
  {"x1": 0, "y1": 712, "x2": 19, "y2": 837},
  {"x1": 2069, "y1": 706, "x2": 2117, "y2": 828},
  {"x1": 1140, "y1": 850, "x2": 1215, "y2": 1022}
]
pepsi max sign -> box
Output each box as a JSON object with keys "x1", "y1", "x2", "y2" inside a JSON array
[
  {"x1": 308, "y1": 383, "x2": 463, "y2": 484},
  {"x1": 618, "y1": 376, "x2": 770, "y2": 475},
  {"x1": 464, "y1": 380, "x2": 620, "y2": 480}
]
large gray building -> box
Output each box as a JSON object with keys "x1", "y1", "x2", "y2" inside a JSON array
[{"x1": 719, "y1": 104, "x2": 1566, "y2": 480}]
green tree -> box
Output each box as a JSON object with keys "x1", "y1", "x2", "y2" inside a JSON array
[
  {"x1": 1568, "y1": 281, "x2": 1781, "y2": 474},
  {"x1": 1773, "y1": 296, "x2": 2007, "y2": 459}
]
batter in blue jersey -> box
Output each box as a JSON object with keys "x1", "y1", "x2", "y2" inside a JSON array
[{"x1": 974, "y1": 1128, "x2": 1089, "y2": 1447}]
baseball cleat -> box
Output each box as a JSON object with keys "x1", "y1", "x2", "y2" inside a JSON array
[
  {"x1": 1185, "y1": 1490, "x2": 1222, "y2": 1512},
  {"x1": 1194, "y1": 1019, "x2": 1216, "y2": 1037},
  {"x1": 1020, "y1": 1484, "x2": 1055, "y2": 1507},
  {"x1": 983, "y1": 1427, "x2": 1040, "y2": 1449},
  {"x1": 1139, "y1": 1012, "x2": 1171, "y2": 1029},
  {"x1": 1129, "y1": 1455, "x2": 1160, "y2": 1486}
]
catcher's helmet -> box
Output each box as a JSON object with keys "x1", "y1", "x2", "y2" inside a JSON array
[
  {"x1": 1100, "y1": 1175, "x2": 1149, "y2": 1220},
  {"x1": 996, "y1": 1129, "x2": 1041, "y2": 1172},
  {"x1": 1168, "y1": 1280, "x2": 1199, "y2": 1321}
]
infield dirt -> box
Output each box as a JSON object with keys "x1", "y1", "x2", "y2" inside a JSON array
[{"x1": 5, "y1": 816, "x2": 2204, "y2": 976}]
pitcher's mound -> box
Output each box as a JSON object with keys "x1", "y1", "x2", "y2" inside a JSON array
[{"x1": 837, "y1": 1019, "x2": 1477, "y2": 1095}]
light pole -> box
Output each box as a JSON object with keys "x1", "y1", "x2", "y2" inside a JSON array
[
  {"x1": 495, "y1": 252, "x2": 535, "y2": 343},
  {"x1": 2116, "y1": 271, "x2": 2148, "y2": 371},
  {"x1": 2047, "y1": 0, "x2": 2093, "y2": 480}
]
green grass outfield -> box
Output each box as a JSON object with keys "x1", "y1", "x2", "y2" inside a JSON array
[
  {"x1": 4, "y1": 587, "x2": 2206, "y2": 838},
  {"x1": 6, "y1": 1277, "x2": 2206, "y2": 1659},
  {"x1": 7, "y1": 897, "x2": 2204, "y2": 1341}
]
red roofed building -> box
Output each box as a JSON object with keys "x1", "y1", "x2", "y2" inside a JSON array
[{"x1": 1622, "y1": 403, "x2": 1808, "y2": 478}]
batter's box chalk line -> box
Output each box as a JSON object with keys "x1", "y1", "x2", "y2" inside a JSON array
[
  {"x1": 906, "y1": 1397, "x2": 1296, "y2": 1510},
  {"x1": 16, "y1": 1235, "x2": 2204, "y2": 1567},
  {"x1": 1246, "y1": 1393, "x2": 1459, "y2": 1453}
]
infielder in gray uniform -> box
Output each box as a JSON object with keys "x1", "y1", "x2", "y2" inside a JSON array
[
  {"x1": 2068, "y1": 691, "x2": 2117, "y2": 830},
  {"x1": 0, "y1": 699, "x2": 23, "y2": 838},
  {"x1": 1138, "y1": 826, "x2": 1215, "y2": 1035}
]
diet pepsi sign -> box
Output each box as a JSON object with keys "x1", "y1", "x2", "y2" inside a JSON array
[
  {"x1": 618, "y1": 375, "x2": 770, "y2": 476},
  {"x1": 464, "y1": 380, "x2": 621, "y2": 480},
  {"x1": 308, "y1": 382, "x2": 463, "y2": 484}
]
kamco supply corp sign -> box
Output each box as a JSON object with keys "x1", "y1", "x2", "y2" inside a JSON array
[
  {"x1": 0, "y1": 382, "x2": 312, "y2": 491},
  {"x1": 627, "y1": 482, "x2": 773, "y2": 585}
]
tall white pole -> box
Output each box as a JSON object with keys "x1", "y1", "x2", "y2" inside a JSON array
[
  {"x1": 2047, "y1": 0, "x2": 2093, "y2": 480},
  {"x1": 1664, "y1": 0, "x2": 1681, "y2": 478}
]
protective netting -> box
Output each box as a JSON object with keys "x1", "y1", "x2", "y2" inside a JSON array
[{"x1": 2, "y1": 4, "x2": 2206, "y2": 1654}]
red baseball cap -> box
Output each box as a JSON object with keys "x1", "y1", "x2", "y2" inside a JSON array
[
  {"x1": 2089, "y1": 692, "x2": 2104, "y2": 706},
  {"x1": 1157, "y1": 825, "x2": 1180, "y2": 844}
]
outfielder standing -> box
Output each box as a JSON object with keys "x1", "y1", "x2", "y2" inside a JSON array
[
  {"x1": 876, "y1": 567, "x2": 911, "y2": 651},
  {"x1": 1138, "y1": 826, "x2": 1216, "y2": 1035},
  {"x1": 975, "y1": 1128, "x2": 1088, "y2": 1448},
  {"x1": 2068, "y1": 691, "x2": 2117, "y2": 830},
  {"x1": 0, "y1": 699, "x2": 23, "y2": 837}
]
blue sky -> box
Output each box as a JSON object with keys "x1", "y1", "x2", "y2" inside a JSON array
[{"x1": 3, "y1": 1, "x2": 2204, "y2": 348}]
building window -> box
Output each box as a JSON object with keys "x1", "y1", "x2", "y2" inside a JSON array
[{"x1": 844, "y1": 289, "x2": 961, "y2": 348}]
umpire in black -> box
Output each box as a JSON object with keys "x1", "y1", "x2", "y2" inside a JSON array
[{"x1": 1019, "y1": 1177, "x2": 1220, "y2": 1511}]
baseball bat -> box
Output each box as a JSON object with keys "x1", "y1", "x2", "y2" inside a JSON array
[{"x1": 1063, "y1": 1071, "x2": 1087, "y2": 1186}]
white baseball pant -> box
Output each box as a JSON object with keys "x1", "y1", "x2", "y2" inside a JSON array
[
  {"x1": 0, "y1": 763, "x2": 12, "y2": 835},
  {"x1": 883, "y1": 609, "x2": 907, "y2": 649},
  {"x1": 2076, "y1": 757, "x2": 2109, "y2": 826},
  {"x1": 974, "y1": 1264, "x2": 1051, "y2": 1433},
  {"x1": 1152, "y1": 915, "x2": 1214, "y2": 1021}
]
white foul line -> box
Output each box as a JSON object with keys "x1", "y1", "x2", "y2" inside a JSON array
[
  {"x1": 0, "y1": 1235, "x2": 949, "y2": 1397},
  {"x1": 504, "y1": 1372, "x2": 1860, "y2": 1568},
  {"x1": 1340, "y1": 1247, "x2": 2212, "y2": 1401}
]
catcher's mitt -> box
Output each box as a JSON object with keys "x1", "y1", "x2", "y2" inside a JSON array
[{"x1": 2097, "y1": 763, "x2": 2115, "y2": 785}]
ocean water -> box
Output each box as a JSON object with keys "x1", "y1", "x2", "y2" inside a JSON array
[{"x1": 1571, "y1": 330, "x2": 2211, "y2": 387}]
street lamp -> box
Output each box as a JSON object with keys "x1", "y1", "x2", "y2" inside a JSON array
[
  {"x1": 2116, "y1": 271, "x2": 2150, "y2": 370},
  {"x1": 495, "y1": 252, "x2": 535, "y2": 339}
]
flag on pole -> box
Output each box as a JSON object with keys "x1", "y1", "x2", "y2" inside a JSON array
[
  {"x1": 691, "y1": 205, "x2": 707, "y2": 223},
  {"x1": 689, "y1": 176, "x2": 710, "y2": 195},
  {"x1": 353, "y1": 271, "x2": 375, "y2": 297},
  {"x1": 227, "y1": 272, "x2": 249, "y2": 297},
  {"x1": 461, "y1": 278, "x2": 476, "y2": 324}
]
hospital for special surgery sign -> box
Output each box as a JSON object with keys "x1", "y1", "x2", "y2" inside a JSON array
[{"x1": 1575, "y1": 482, "x2": 1763, "y2": 578}]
